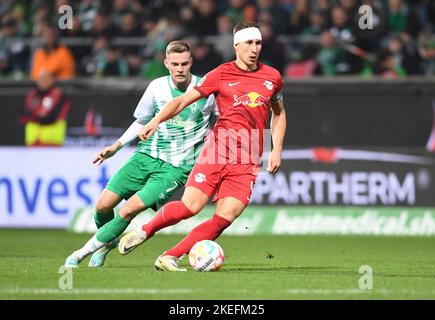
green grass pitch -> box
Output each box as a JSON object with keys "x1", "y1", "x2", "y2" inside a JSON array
[{"x1": 1, "y1": 230, "x2": 435, "y2": 300}]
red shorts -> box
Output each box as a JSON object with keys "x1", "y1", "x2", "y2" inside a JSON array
[{"x1": 185, "y1": 161, "x2": 259, "y2": 206}]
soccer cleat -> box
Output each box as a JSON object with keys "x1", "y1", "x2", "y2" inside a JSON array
[
  {"x1": 154, "y1": 255, "x2": 187, "y2": 272},
  {"x1": 88, "y1": 238, "x2": 119, "y2": 268},
  {"x1": 118, "y1": 227, "x2": 147, "y2": 255},
  {"x1": 65, "y1": 255, "x2": 81, "y2": 268}
]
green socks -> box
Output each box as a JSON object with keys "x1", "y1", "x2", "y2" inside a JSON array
[
  {"x1": 94, "y1": 210, "x2": 114, "y2": 229},
  {"x1": 96, "y1": 214, "x2": 130, "y2": 243},
  {"x1": 94, "y1": 209, "x2": 130, "y2": 243}
]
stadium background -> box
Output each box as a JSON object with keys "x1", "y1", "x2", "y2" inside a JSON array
[{"x1": 1, "y1": 0, "x2": 435, "y2": 300}]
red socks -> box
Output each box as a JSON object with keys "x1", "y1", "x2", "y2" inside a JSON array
[
  {"x1": 143, "y1": 201, "x2": 232, "y2": 258},
  {"x1": 165, "y1": 214, "x2": 231, "y2": 258},
  {"x1": 142, "y1": 201, "x2": 194, "y2": 237}
]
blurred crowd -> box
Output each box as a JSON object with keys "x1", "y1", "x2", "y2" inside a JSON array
[{"x1": 1, "y1": 0, "x2": 435, "y2": 79}]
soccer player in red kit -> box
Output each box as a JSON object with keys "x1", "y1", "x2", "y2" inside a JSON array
[{"x1": 119, "y1": 21, "x2": 287, "y2": 271}]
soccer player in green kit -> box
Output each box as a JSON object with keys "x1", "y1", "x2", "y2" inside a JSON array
[{"x1": 65, "y1": 41, "x2": 216, "y2": 268}]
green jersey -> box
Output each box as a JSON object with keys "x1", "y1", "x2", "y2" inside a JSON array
[{"x1": 133, "y1": 75, "x2": 215, "y2": 172}]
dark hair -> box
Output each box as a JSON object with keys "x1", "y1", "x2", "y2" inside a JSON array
[
  {"x1": 233, "y1": 21, "x2": 260, "y2": 34},
  {"x1": 166, "y1": 41, "x2": 191, "y2": 55}
]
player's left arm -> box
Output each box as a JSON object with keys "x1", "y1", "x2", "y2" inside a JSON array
[{"x1": 268, "y1": 98, "x2": 286, "y2": 173}]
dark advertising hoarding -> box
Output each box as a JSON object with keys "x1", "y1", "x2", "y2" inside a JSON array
[{"x1": 1, "y1": 79, "x2": 435, "y2": 147}]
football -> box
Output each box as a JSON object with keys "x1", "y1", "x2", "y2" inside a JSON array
[{"x1": 189, "y1": 240, "x2": 225, "y2": 272}]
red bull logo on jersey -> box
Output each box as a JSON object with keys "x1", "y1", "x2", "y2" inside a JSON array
[{"x1": 233, "y1": 92, "x2": 269, "y2": 108}]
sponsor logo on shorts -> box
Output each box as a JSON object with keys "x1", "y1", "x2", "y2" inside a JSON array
[{"x1": 194, "y1": 173, "x2": 206, "y2": 183}]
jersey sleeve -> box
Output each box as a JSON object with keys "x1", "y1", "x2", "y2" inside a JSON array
[
  {"x1": 271, "y1": 74, "x2": 283, "y2": 103},
  {"x1": 193, "y1": 67, "x2": 221, "y2": 98},
  {"x1": 205, "y1": 94, "x2": 218, "y2": 116},
  {"x1": 133, "y1": 81, "x2": 157, "y2": 122}
]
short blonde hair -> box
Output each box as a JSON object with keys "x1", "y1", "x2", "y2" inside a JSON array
[{"x1": 166, "y1": 41, "x2": 191, "y2": 55}]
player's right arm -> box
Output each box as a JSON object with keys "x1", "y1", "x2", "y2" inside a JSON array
[
  {"x1": 93, "y1": 141, "x2": 121, "y2": 166},
  {"x1": 138, "y1": 88, "x2": 202, "y2": 141},
  {"x1": 93, "y1": 119, "x2": 146, "y2": 166}
]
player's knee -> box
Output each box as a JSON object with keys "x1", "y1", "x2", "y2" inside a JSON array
[
  {"x1": 95, "y1": 200, "x2": 114, "y2": 214},
  {"x1": 182, "y1": 188, "x2": 208, "y2": 214},
  {"x1": 119, "y1": 206, "x2": 138, "y2": 222},
  {"x1": 216, "y1": 210, "x2": 240, "y2": 223},
  {"x1": 181, "y1": 198, "x2": 204, "y2": 215}
]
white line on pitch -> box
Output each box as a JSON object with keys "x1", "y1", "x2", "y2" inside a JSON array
[{"x1": 1, "y1": 288, "x2": 434, "y2": 295}]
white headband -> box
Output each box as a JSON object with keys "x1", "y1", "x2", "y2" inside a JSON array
[{"x1": 233, "y1": 27, "x2": 262, "y2": 45}]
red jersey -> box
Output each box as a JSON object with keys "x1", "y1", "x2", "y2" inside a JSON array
[{"x1": 194, "y1": 61, "x2": 283, "y2": 165}]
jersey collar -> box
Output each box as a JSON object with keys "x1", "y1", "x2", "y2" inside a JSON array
[
  {"x1": 232, "y1": 61, "x2": 263, "y2": 73},
  {"x1": 168, "y1": 74, "x2": 195, "y2": 92}
]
